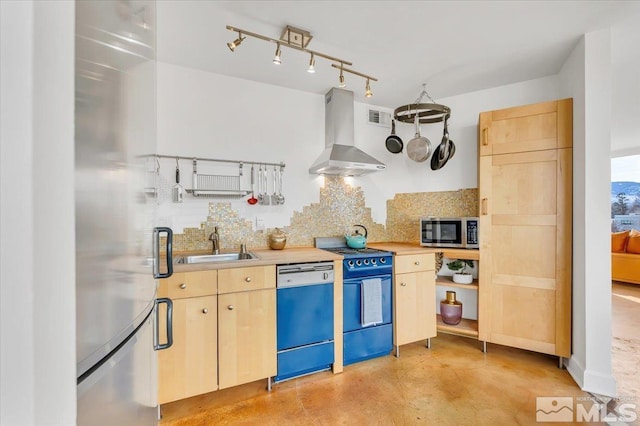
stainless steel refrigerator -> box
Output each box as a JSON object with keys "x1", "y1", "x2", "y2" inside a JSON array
[{"x1": 75, "y1": 1, "x2": 172, "y2": 424}]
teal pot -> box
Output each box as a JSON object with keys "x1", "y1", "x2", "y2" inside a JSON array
[{"x1": 345, "y1": 224, "x2": 368, "y2": 249}]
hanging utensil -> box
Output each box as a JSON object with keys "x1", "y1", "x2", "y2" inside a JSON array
[
  {"x1": 270, "y1": 165, "x2": 278, "y2": 205},
  {"x1": 385, "y1": 119, "x2": 403, "y2": 154},
  {"x1": 257, "y1": 164, "x2": 264, "y2": 204},
  {"x1": 259, "y1": 164, "x2": 270, "y2": 205},
  {"x1": 406, "y1": 110, "x2": 431, "y2": 162},
  {"x1": 276, "y1": 166, "x2": 285, "y2": 205},
  {"x1": 172, "y1": 157, "x2": 184, "y2": 203},
  {"x1": 247, "y1": 164, "x2": 258, "y2": 204}
]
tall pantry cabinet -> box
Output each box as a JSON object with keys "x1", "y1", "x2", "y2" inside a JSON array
[{"x1": 478, "y1": 99, "x2": 572, "y2": 359}]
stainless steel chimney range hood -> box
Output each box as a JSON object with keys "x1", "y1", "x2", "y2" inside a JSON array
[{"x1": 309, "y1": 88, "x2": 386, "y2": 177}]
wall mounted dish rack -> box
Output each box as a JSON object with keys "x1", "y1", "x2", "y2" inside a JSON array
[{"x1": 155, "y1": 154, "x2": 285, "y2": 199}]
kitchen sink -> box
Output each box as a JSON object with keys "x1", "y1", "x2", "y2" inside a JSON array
[{"x1": 174, "y1": 252, "x2": 258, "y2": 264}]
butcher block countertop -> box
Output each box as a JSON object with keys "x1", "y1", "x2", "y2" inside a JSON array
[
  {"x1": 170, "y1": 244, "x2": 479, "y2": 273},
  {"x1": 367, "y1": 242, "x2": 439, "y2": 255},
  {"x1": 171, "y1": 247, "x2": 343, "y2": 273},
  {"x1": 368, "y1": 242, "x2": 480, "y2": 260}
]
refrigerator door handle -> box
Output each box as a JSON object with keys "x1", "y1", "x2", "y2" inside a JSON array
[
  {"x1": 154, "y1": 298, "x2": 173, "y2": 350},
  {"x1": 153, "y1": 227, "x2": 173, "y2": 279}
]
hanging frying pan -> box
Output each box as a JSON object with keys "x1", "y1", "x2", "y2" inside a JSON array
[
  {"x1": 431, "y1": 115, "x2": 455, "y2": 170},
  {"x1": 407, "y1": 112, "x2": 431, "y2": 162},
  {"x1": 385, "y1": 119, "x2": 403, "y2": 154},
  {"x1": 431, "y1": 140, "x2": 456, "y2": 170}
]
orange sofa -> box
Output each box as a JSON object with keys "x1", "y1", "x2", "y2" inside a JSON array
[{"x1": 611, "y1": 229, "x2": 640, "y2": 285}]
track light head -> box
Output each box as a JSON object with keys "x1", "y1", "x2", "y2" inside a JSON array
[
  {"x1": 365, "y1": 79, "x2": 373, "y2": 98},
  {"x1": 338, "y1": 66, "x2": 346, "y2": 88},
  {"x1": 227, "y1": 34, "x2": 245, "y2": 52},
  {"x1": 307, "y1": 53, "x2": 315, "y2": 73},
  {"x1": 273, "y1": 43, "x2": 281, "y2": 64}
]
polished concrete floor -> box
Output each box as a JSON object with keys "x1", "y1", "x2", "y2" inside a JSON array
[
  {"x1": 160, "y1": 284, "x2": 639, "y2": 425},
  {"x1": 161, "y1": 336, "x2": 591, "y2": 425}
]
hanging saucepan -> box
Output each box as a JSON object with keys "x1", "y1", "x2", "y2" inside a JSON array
[
  {"x1": 406, "y1": 111, "x2": 431, "y2": 162},
  {"x1": 385, "y1": 119, "x2": 403, "y2": 154},
  {"x1": 431, "y1": 114, "x2": 456, "y2": 170}
]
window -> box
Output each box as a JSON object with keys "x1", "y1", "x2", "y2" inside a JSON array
[{"x1": 611, "y1": 155, "x2": 640, "y2": 231}]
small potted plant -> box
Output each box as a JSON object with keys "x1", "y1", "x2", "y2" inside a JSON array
[{"x1": 446, "y1": 259, "x2": 475, "y2": 284}]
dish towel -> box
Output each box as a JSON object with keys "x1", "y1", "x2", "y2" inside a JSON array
[{"x1": 361, "y1": 278, "x2": 383, "y2": 327}]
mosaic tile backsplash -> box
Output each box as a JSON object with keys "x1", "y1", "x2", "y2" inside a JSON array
[
  {"x1": 170, "y1": 176, "x2": 478, "y2": 252},
  {"x1": 386, "y1": 189, "x2": 478, "y2": 243}
]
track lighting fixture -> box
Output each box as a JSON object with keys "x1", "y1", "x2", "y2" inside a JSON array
[
  {"x1": 273, "y1": 43, "x2": 281, "y2": 65},
  {"x1": 226, "y1": 24, "x2": 378, "y2": 97},
  {"x1": 365, "y1": 79, "x2": 372, "y2": 98},
  {"x1": 307, "y1": 53, "x2": 315, "y2": 73},
  {"x1": 227, "y1": 32, "x2": 245, "y2": 52}
]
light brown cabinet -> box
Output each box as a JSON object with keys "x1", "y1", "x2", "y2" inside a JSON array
[
  {"x1": 392, "y1": 253, "x2": 436, "y2": 355},
  {"x1": 478, "y1": 98, "x2": 572, "y2": 358},
  {"x1": 158, "y1": 271, "x2": 218, "y2": 404},
  {"x1": 158, "y1": 265, "x2": 276, "y2": 402},
  {"x1": 217, "y1": 265, "x2": 276, "y2": 390}
]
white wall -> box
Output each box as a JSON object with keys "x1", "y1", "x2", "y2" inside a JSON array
[
  {"x1": 611, "y1": 20, "x2": 640, "y2": 156},
  {"x1": 157, "y1": 62, "x2": 560, "y2": 232},
  {"x1": 156, "y1": 62, "x2": 324, "y2": 231},
  {"x1": 0, "y1": 1, "x2": 76, "y2": 425},
  {"x1": 560, "y1": 31, "x2": 617, "y2": 397}
]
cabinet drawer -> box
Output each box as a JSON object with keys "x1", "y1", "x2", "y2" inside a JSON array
[
  {"x1": 158, "y1": 271, "x2": 217, "y2": 299},
  {"x1": 218, "y1": 265, "x2": 276, "y2": 294},
  {"x1": 394, "y1": 253, "x2": 434, "y2": 274}
]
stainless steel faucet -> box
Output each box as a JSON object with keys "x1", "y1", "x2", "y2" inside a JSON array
[{"x1": 209, "y1": 227, "x2": 220, "y2": 254}]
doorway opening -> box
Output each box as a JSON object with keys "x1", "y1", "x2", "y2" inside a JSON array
[{"x1": 610, "y1": 153, "x2": 640, "y2": 400}]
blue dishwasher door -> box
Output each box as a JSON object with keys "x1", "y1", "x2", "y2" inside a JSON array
[
  {"x1": 276, "y1": 341, "x2": 334, "y2": 382},
  {"x1": 277, "y1": 283, "x2": 334, "y2": 350}
]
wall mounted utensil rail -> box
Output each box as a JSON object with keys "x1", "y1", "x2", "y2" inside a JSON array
[{"x1": 154, "y1": 155, "x2": 285, "y2": 199}]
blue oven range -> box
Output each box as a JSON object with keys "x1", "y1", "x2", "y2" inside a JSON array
[{"x1": 315, "y1": 237, "x2": 393, "y2": 366}]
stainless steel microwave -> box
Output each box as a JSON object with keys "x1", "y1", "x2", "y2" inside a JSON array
[{"x1": 420, "y1": 217, "x2": 479, "y2": 249}]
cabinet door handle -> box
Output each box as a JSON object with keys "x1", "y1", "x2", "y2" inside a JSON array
[
  {"x1": 179, "y1": 283, "x2": 187, "y2": 289},
  {"x1": 481, "y1": 198, "x2": 488, "y2": 215},
  {"x1": 154, "y1": 298, "x2": 173, "y2": 351},
  {"x1": 414, "y1": 261, "x2": 420, "y2": 266},
  {"x1": 202, "y1": 308, "x2": 208, "y2": 314},
  {"x1": 227, "y1": 305, "x2": 235, "y2": 310},
  {"x1": 401, "y1": 282, "x2": 407, "y2": 287},
  {"x1": 482, "y1": 128, "x2": 489, "y2": 146},
  {"x1": 245, "y1": 277, "x2": 252, "y2": 283}
]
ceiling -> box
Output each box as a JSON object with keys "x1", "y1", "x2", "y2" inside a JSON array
[{"x1": 156, "y1": 1, "x2": 640, "y2": 109}]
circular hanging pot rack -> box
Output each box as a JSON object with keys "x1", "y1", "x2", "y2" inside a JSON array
[
  {"x1": 393, "y1": 84, "x2": 451, "y2": 124},
  {"x1": 393, "y1": 103, "x2": 451, "y2": 124}
]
